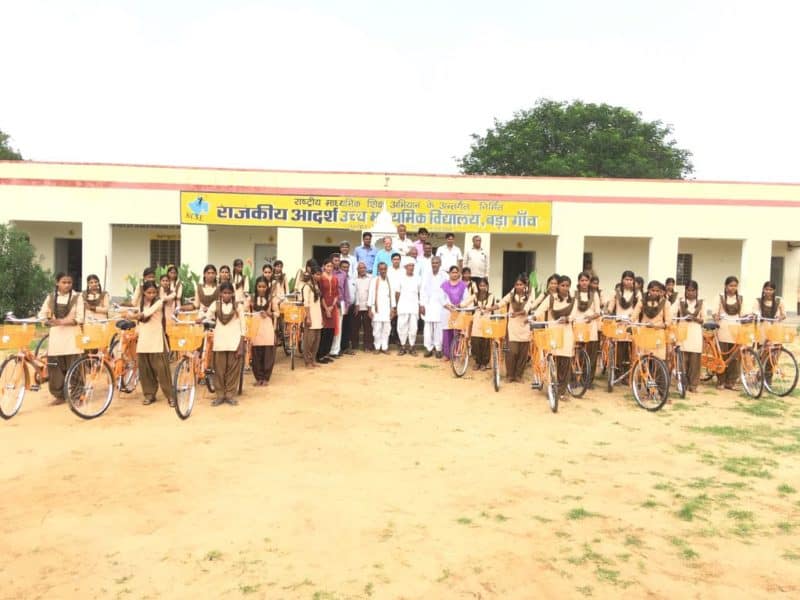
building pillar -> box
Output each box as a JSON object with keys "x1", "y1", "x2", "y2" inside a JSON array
[
  {"x1": 647, "y1": 235, "x2": 679, "y2": 284},
  {"x1": 277, "y1": 227, "x2": 304, "y2": 283},
  {"x1": 555, "y1": 232, "x2": 584, "y2": 280},
  {"x1": 740, "y1": 237, "x2": 772, "y2": 302},
  {"x1": 180, "y1": 223, "x2": 209, "y2": 273},
  {"x1": 81, "y1": 219, "x2": 113, "y2": 294}
]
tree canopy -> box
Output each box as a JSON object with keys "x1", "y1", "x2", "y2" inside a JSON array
[
  {"x1": 0, "y1": 129, "x2": 23, "y2": 160},
  {"x1": 458, "y1": 99, "x2": 693, "y2": 179},
  {"x1": 0, "y1": 224, "x2": 52, "y2": 317}
]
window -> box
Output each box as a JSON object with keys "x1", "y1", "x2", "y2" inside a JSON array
[
  {"x1": 582, "y1": 252, "x2": 594, "y2": 272},
  {"x1": 150, "y1": 239, "x2": 180, "y2": 268},
  {"x1": 676, "y1": 253, "x2": 692, "y2": 285}
]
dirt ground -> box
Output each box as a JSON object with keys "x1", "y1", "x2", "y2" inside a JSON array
[{"x1": 1, "y1": 348, "x2": 799, "y2": 600}]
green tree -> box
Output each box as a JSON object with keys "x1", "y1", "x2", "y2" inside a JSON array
[
  {"x1": 0, "y1": 224, "x2": 52, "y2": 317},
  {"x1": 458, "y1": 99, "x2": 693, "y2": 179},
  {"x1": 0, "y1": 129, "x2": 23, "y2": 160}
]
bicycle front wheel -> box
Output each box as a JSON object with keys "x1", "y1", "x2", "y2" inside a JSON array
[
  {"x1": 673, "y1": 348, "x2": 687, "y2": 399},
  {"x1": 631, "y1": 356, "x2": 669, "y2": 411},
  {"x1": 0, "y1": 356, "x2": 28, "y2": 419},
  {"x1": 567, "y1": 348, "x2": 590, "y2": 398},
  {"x1": 492, "y1": 342, "x2": 500, "y2": 392},
  {"x1": 606, "y1": 343, "x2": 615, "y2": 393},
  {"x1": 763, "y1": 346, "x2": 798, "y2": 397},
  {"x1": 740, "y1": 347, "x2": 764, "y2": 399},
  {"x1": 450, "y1": 333, "x2": 469, "y2": 378},
  {"x1": 546, "y1": 354, "x2": 558, "y2": 413},
  {"x1": 173, "y1": 357, "x2": 196, "y2": 420},
  {"x1": 66, "y1": 356, "x2": 114, "y2": 420}
]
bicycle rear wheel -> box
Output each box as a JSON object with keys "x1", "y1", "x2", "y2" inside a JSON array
[
  {"x1": 739, "y1": 347, "x2": 764, "y2": 399},
  {"x1": 606, "y1": 344, "x2": 615, "y2": 393},
  {"x1": 237, "y1": 343, "x2": 247, "y2": 395},
  {"x1": 631, "y1": 356, "x2": 669, "y2": 411},
  {"x1": 673, "y1": 348, "x2": 687, "y2": 399},
  {"x1": 281, "y1": 320, "x2": 291, "y2": 356},
  {"x1": 492, "y1": 342, "x2": 500, "y2": 392},
  {"x1": 109, "y1": 337, "x2": 139, "y2": 393},
  {"x1": 450, "y1": 333, "x2": 469, "y2": 378},
  {"x1": 65, "y1": 356, "x2": 114, "y2": 419},
  {"x1": 763, "y1": 346, "x2": 798, "y2": 397},
  {"x1": 0, "y1": 356, "x2": 28, "y2": 419},
  {"x1": 546, "y1": 354, "x2": 558, "y2": 413},
  {"x1": 173, "y1": 357, "x2": 196, "y2": 420},
  {"x1": 567, "y1": 348, "x2": 590, "y2": 398}
]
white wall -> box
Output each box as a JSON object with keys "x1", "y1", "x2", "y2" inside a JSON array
[
  {"x1": 207, "y1": 226, "x2": 278, "y2": 272},
  {"x1": 11, "y1": 220, "x2": 82, "y2": 272},
  {"x1": 584, "y1": 236, "x2": 649, "y2": 290}
]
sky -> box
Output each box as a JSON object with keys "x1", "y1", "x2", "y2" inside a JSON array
[{"x1": 2, "y1": 0, "x2": 799, "y2": 182}]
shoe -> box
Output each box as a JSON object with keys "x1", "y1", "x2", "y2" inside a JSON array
[
  {"x1": 688, "y1": 386, "x2": 698, "y2": 393},
  {"x1": 318, "y1": 357, "x2": 333, "y2": 364},
  {"x1": 373, "y1": 349, "x2": 381, "y2": 354},
  {"x1": 435, "y1": 351, "x2": 443, "y2": 359},
  {"x1": 227, "y1": 397, "x2": 239, "y2": 406},
  {"x1": 344, "y1": 349, "x2": 356, "y2": 355},
  {"x1": 142, "y1": 396, "x2": 156, "y2": 405},
  {"x1": 409, "y1": 348, "x2": 417, "y2": 356},
  {"x1": 211, "y1": 397, "x2": 224, "y2": 406},
  {"x1": 473, "y1": 364, "x2": 481, "y2": 370},
  {"x1": 380, "y1": 349, "x2": 389, "y2": 354},
  {"x1": 423, "y1": 350, "x2": 433, "y2": 358},
  {"x1": 398, "y1": 348, "x2": 406, "y2": 356},
  {"x1": 49, "y1": 397, "x2": 66, "y2": 406},
  {"x1": 328, "y1": 354, "x2": 340, "y2": 359}
]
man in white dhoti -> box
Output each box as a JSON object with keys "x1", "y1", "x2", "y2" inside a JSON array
[
  {"x1": 395, "y1": 258, "x2": 421, "y2": 356},
  {"x1": 420, "y1": 256, "x2": 447, "y2": 358},
  {"x1": 368, "y1": 262, "x2": 396, "y2": 354}
]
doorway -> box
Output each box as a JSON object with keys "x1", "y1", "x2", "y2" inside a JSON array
[
  {"x1": 54, "y1": 238, "x2": 83, "y2": 291},
  {"x1": 312, "y1": 245, "x2": 341, "y2": 266},
  {"x1": 502, "y1": 251, "x2": 535, "y2": 296},
  {"x1": 770, "y1": 256, "x2": 784, "y2": 297}
]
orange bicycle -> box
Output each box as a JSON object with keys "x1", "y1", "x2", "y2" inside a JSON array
[
  {"x1": 700, "y1": 316, "x2": 763, "y2": 398},
  {"x1": 0, "y1": 315, "x2": 49, "y2": 419},
  {"x1": 665, "y1": 316, "x2": 691, "y2": 399},
  {"x1": 569, "y1": 320, "x2": 593, "y2": 398},
  {"x1": 64, "y1": 317, "x2": 140, "y2": 419},
  {"x1": 528, "y1": 319, "x2": 563, "y2": 413},
  {"x1": 169, "y1": 318, "x2": 212, "y2": 419},
  {"x1": 449, "y1": 307, "x2": 476, "y2": 378},
  {"x1": 757, "y1": 317, "x2": 798, "y2": 396},
  {"x1": 280, "y1": 295, "x2": 305, "y2": 370}
]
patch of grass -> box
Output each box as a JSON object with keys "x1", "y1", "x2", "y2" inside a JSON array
[
  {"x1": 641, "y1": 499, "x2": 659, "y2": 509},
  {"x1": 653, "y1": 482, "x2": 674, "y2": 492},
  {"x1": 591, "y1": 407, "x2": 603, "y2": 415},
  {"x1": 727, "y1": 510, "x2": 757, "y2": 537},
  {"x1": 204, "y1": 550, "x2": 222, "y2": 561},
  {"x1": 239, "y1": 584, "x2": 260, "y2": 595},
  {"x1": 282, "y1": 579, "x2": 314, "y2": 591},
  {"x1": 555, "y1": 531, "x2": 571, "y2": 539},
  {"x1": 722, "y1": 456, "x2": 776, "y2": 479},
  {"x1": 776, "y1": 521, "x2": 795, "y2": 533},
  {"x1": 624, "y1": 534, "x2": 643, "y2": 547},
  {"x1": 312, "y1": 592, "x2": 341, "y2": 600},
  {"x1": 456, "y1": 517, "x2": 473, "y2": 525},
  {"x1": 533, "y1": 515, "x2": 552, "y2": 523},
  {"x1": 567, "y1": 507, "x2": 599, "y2": 520},
  {"x1": 494, "y1": 513, "x2": 509, "y2": 522},
  {"x1": 783, "y1": 550, "x2": 800, "y2": 561},
  {"x1": 576, "y1": 585, "x2": 593, "y2": 596},
  {"x1": 727, "y1": 509, "x2": 753, "y2": 520},
  {"x1": 595, "y1": 567, "x2": 625, "y2": 586},
  {"x1": 114, "y1": 576, "x2": 132, "y2": 585},
  {"x1": 436, "y1": 569, "x2": 451, "y2": 583},
  {"x1": 687, "y1": 477, "x2": 716, "y2": 489},
  {"x1": 733, "y1": 398, "x2": 787, "y2": 418},
  {"x1": 380, "y1": 522, "x2": 395, "y2": 540},
  {"x1": 676, "y1": 494, "x2": 709, "y2": 521},
  {"x1": 670, "y1": 537, "x2": 699, "y2": 561},
  {"x1": 778, "y1": 483, "x2": 797, "y2": 495},
  {"x1": 548, "y1": 468, "x2": 563, "y2": 477},
  {"x1": 364, "y1": 582, "x2": 374, "y2": 597}
]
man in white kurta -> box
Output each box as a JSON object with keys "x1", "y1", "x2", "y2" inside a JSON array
[
  {"x1": 420, "y1": 257, "x2": 447, "y2": 358},
  {"x1": 396, "y1": 259, "x2": 421, "y2": 355},
  {"x1": 368, "y1": 262, "x2": 396, "y2": 353}
]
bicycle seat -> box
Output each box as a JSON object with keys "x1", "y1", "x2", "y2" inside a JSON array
[
  {"x1": 529, "y1": 322, "x2": 547, "y2": 330},
  {"x1": 702, "y1": 322, "x2": 719, "y2": 331},
  {"x1": 203, "y1": 322, "x2": 215, "y2": 331},
  {"x1": 115, "y1": 320, "x2": 136, "y2": 330}
]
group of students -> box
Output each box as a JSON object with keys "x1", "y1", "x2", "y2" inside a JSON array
[{"x1": 31, "y1": 225, "x2": 787, "y2": 409}]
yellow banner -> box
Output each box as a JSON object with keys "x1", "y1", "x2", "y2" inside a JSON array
[{"x1": 180, "y1": 191, "x2": 551, "y2": 234}]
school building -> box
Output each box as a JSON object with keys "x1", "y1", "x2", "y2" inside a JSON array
[{"x1": 1, "y1": 160, "x2": 798, "y2": 312}]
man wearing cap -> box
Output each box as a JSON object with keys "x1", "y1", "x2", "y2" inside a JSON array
[
  {"x1": 339, "y1": 240, "x2": 357, "y2": 279},
  {"x1": 395, "y1": 257, "x2": 421, "y2": 355},
  {"x1": 355, "y1": 232, "x2": 377, "y2": 273},
  {"x1": 372, "y1": 235, "x2": 395, "y2": 276}
]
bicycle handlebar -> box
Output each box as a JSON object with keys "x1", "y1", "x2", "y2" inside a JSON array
[{"x1": 4, "y1": 313, "x2": 46, "y2": 324}]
